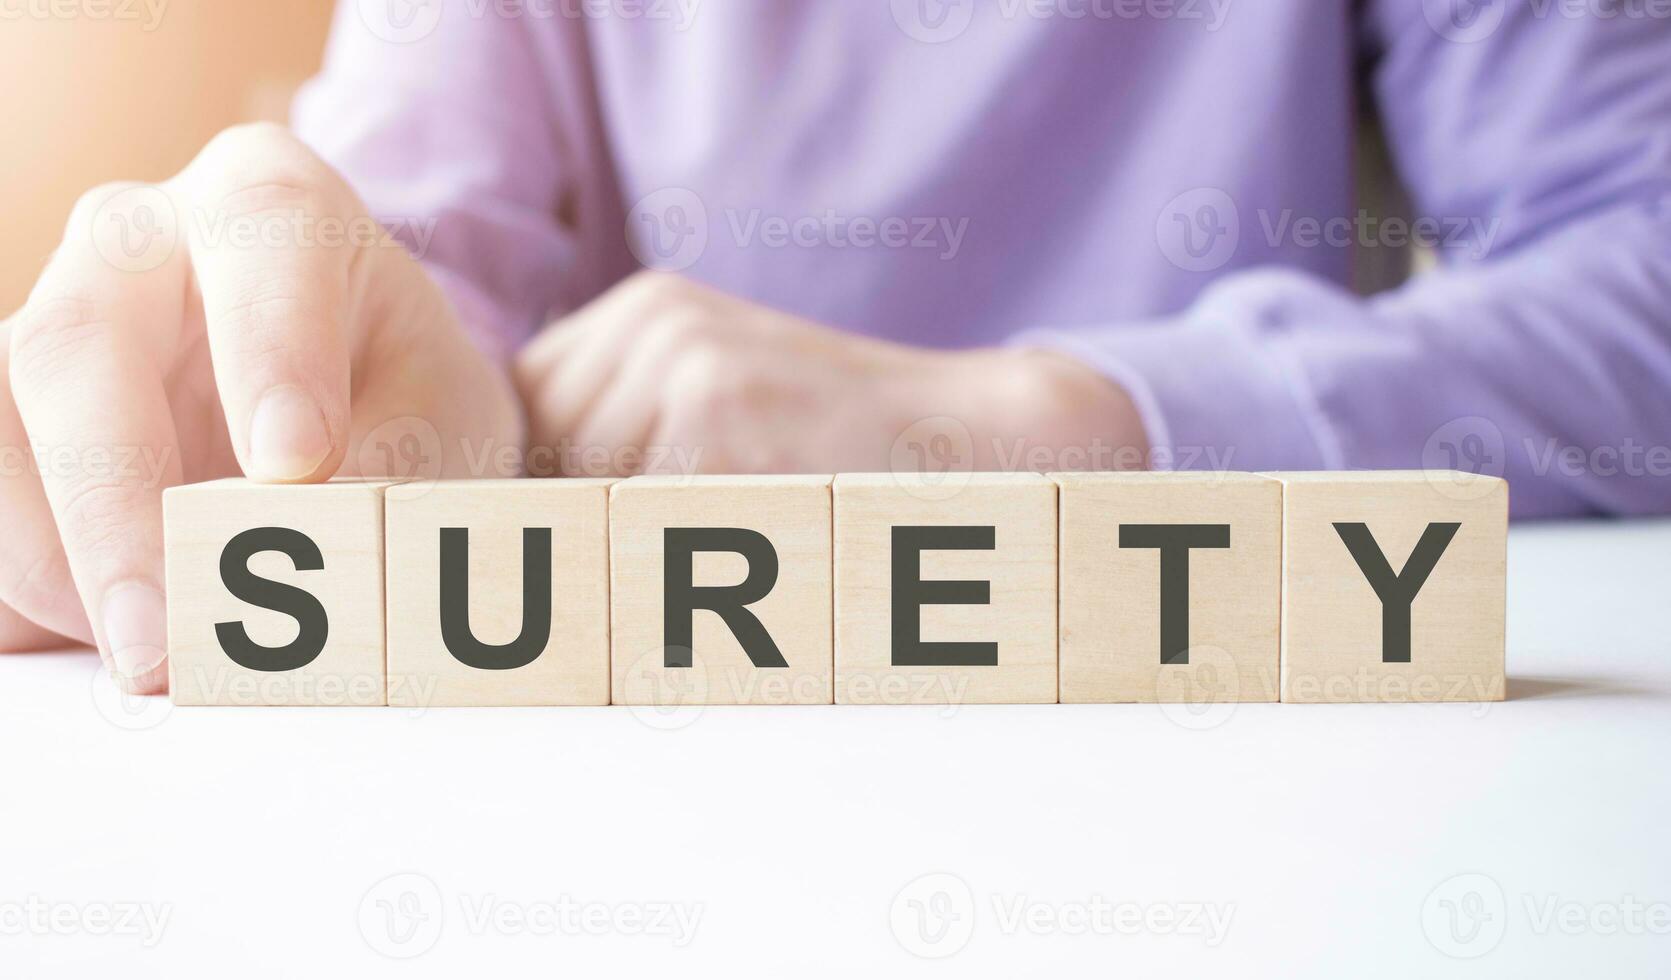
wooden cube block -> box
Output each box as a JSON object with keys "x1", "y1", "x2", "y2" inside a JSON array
[
  {"x1": 164, "y1": 478, "x2": 398, "y2": 706},
  {"x1": 384, "y1": 479, "x2": 613, "y2": 707},
  {"x1": 1053, "y1": 472, "x2": 1280, "y2": 704},
  {"x1": 609, "y1": 475, "x2": 833, "y2": 705},
  {"x1": 834, "y1": 472, "x2": 1057, "y2": 704},
  {"x1": 1272, "y1": 471, "x2": 1507, "y2": 703}
]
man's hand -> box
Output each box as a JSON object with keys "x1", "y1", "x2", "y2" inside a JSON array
[
  {"x1": 514, "y1": 271, "x2": 1145, "y2": 477},
  {"x1": 0, "y1": 124, "x2": 521, "y2": 693}
]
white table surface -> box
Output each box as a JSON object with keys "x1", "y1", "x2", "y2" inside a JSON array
[{"x1": 3, "y1": 518, "x2": 1668, "y2": 978}]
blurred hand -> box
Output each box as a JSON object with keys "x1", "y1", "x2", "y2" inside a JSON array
[
  {"x1": 0, "y1": 123, "x2": 521, "y2": 693},
  {"x1": 514, "y1": 271, "x2": 1145, "y2": 477}
]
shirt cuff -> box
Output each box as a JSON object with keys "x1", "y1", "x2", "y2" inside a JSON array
[{"x1": 1011, "y1": 314, "x2": 1336, "y2": 473}]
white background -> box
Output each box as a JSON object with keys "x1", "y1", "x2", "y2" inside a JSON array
[{"x1": 3, "y1": 519, "x2": 1668, "y2": 977}]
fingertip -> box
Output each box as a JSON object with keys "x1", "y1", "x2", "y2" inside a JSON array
[
  {"x1": 113, "y1": 652, "x2": 169, "y2": 697},
  {"x1": 246, "y1": 383, "x2": 338, "y2": 482},
  {"x1": 102, "y1": 581, "x2": 169, "y2": 695}
]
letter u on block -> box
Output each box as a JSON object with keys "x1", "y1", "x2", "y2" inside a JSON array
[{"x1": 384, "y1": 479, "x2": 613, "y2": 707}]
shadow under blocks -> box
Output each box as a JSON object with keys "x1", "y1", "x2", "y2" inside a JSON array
[{"x1": 160, "y1": 470, "x2": 1507, "y2": 707}]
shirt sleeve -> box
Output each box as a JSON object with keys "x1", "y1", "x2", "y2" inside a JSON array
[
  {"x1": 289, "y1": 3, "x2": 579, "y2": 362},
  {"x1": 1019, "y1": 2, "x2": 1671, "y2": 518}
]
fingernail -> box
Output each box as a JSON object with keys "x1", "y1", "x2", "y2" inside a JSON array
[
  {"x1": 101, "y1": 582, "x2": 168, "y2": 690},
  {"x1": 248, "y1": 384, "x2": 332, "y2": 481}
]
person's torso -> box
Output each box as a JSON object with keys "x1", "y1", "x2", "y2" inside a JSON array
[{"x1": 558, "y1": 1, "x2": 1365, "y2": 344}]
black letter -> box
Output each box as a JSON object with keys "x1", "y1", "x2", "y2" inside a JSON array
[
  {"x1": 663, "y1": 527, "x2": 787, "y2": 668},
  {"x1": 1118, "y1": 523, "x2": 1231, "y2": 665},
  {"x1": 1333, "y1": 522, "x2": 1461, "y2": 663},
  {"x1": 215, "y1": 527, "x2": 329, "y2": 672},
  {"x1": 439, "y1": 527, "x2": 552, "y2": 670},
  {"x1": 891, "y1": 525, "x2": 997, "y2": 667}
]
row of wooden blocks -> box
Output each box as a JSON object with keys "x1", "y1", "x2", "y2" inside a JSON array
[{"x1": 163, "y1": 470, "x2": 1508, "y2": 706}]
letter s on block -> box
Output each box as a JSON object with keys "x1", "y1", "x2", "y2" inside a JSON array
[{"x1": 214, "y1": 527, "x2": 330, "y2": 672}]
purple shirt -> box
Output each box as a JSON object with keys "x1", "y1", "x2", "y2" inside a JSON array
[{"x1": 292, "y1": 1, "x2": 1671, "y2": 518}]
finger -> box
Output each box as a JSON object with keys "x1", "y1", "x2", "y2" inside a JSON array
[
  {"x1": 10, "y1": 184, "x2": 190, "y2": 694},
  {"x1": 513, "y1": 271, "x2": 675, "y2": 378},
  {"x1": 646, "y1": 349, "x2": 747, "y2": 476},
  {"x1": 0, "y1": 318, "x2": 95, "y2": 643},
  {"x1": 514, "y1": 272, "x2": 692, "y2": 450},
  {"x1": 180, "y1": 123, "x2": 361, "y2": 484},
  {"x1": 0, "y1": 599, "x2": 72, "y2": 654},
  {"x1": 558, "y1": 323, "x2": 697, "y2": 476}
]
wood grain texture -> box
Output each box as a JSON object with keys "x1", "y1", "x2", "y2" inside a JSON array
[
  {"x1": 164, "y1": 478, "x2": 398, "y2": 706},
  {"x1": 834, "y1": 472, "x2": 1057, "y2": 704},
  {"x1": 384, "y1": 479, "x2": 613, "y2": 707},
  {"x1": 609, "y1": 475, "x2": 834, "y2": 705},
  {"x1": 1271, "y1": 470, "x2": 1508, "y2": 703},
  {"x1": 1054, "y1": 471, "x2": 1281, "y2": 703}
]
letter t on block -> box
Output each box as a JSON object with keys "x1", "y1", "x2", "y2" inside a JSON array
[
  {"x1": 1053, "y1": 472, "x2": 1280, "y2": 704},
  {"x1": 1271, "y1": 471, "x2": 1507, "y2": 703},
  {"x1": 163, "y1": 478, "x2": 402, "y2": 706}
]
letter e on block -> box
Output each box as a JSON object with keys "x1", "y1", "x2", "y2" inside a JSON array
[
  {"x1": 163, "y1": 479, "x2": 400, "y2": 706},
  {"x1": 834, "y1": 472, "x2": 1057, "y2": 704}
]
